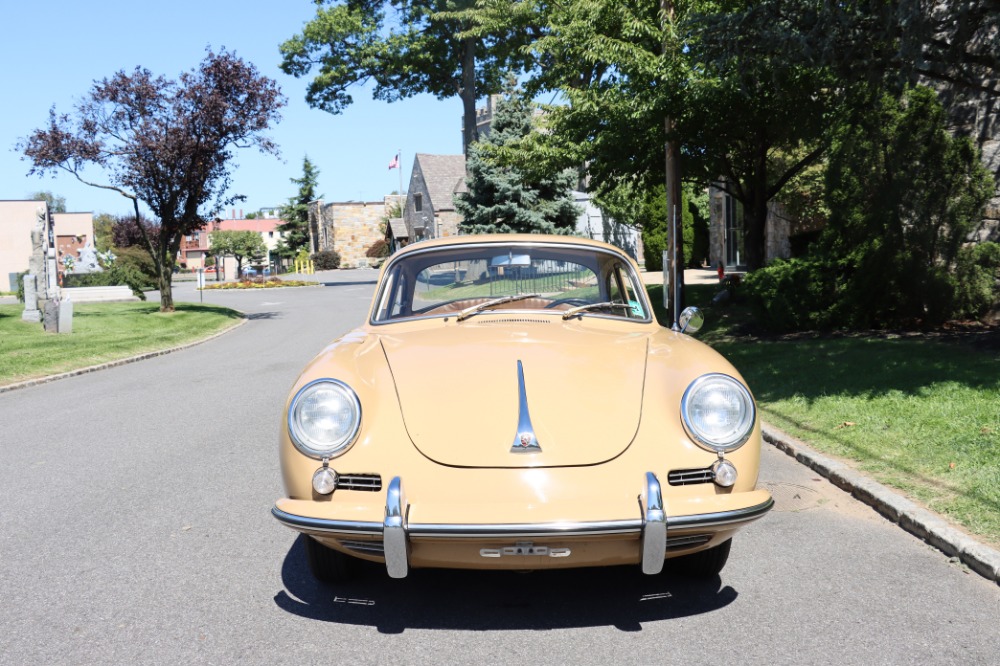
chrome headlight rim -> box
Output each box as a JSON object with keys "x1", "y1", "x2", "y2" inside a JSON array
[
  {"x1": 680, "y1": 372, "x2": 757, "y2": 453},
  {"x1": 287, "y1": 378, "x2": 362, "y2": 460}
]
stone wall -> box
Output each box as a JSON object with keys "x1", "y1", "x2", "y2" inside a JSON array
[
  {"x1": 313, "y1": 197, "x2": 396, "y2": 268},
  {"x1": 930, "y1": 72, "x2": 1000, "y2": 243}
]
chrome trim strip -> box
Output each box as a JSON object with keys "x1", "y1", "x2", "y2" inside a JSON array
[
  {"x1": 510, "y1": 360, "x2": 542, "y2": 453},
  {"x1": 667, "y1": 498, "x2": 774, "y2": 529},
  {"x1": 271, "y1": 506, "x2": 382, "y2": 536},
  {"x1": 271, "y1": 497, "x2": 773, "y2": 542},
  {"x1": 383, "y1": 476, "x2": 409, "y2": 578},
  {"x1": 407, "y1": 519, "x2": 643, "y2": 539},
  {"x1": 640, "y1": 472, "x2": 667, "y2": 575}
]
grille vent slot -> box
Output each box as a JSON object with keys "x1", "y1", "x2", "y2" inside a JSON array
[
  {"x1": 337, "y1": 474, "x2": 382, "y2": 491},
  {"x1": 340, "y1": 540, "x2": 385, "y2": 555},
  {"x1": 666, "y1": 534, "x2": 711, "y2": 550},
  {"x1": 479, "y1": 318, "x2": 550, "y2": 325},
  {"x1": 668, "y1": 468, "x2": 715, "y2": 486}
]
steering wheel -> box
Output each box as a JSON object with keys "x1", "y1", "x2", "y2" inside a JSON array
[{"x1": 544, "y1": 298, "x2": 591, "y2": 309}]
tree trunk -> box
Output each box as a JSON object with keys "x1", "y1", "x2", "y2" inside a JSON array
[
  {"x1": 460, "y1": 37, "x2": 478, "y2": 157},
  {"x1": 742, "y1": 194, "x2": 769, "y2": 271},
  {"x1": 158, "y1": 271, "x2": 174, "y2": 312}
]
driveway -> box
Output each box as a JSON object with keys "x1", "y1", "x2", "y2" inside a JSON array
[{"x1": 0, "y1": 272, "x2": 996, "y2": 665}]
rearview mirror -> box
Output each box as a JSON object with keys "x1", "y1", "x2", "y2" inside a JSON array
[{"x1": 491, "y1": 253, "x2": 531, "y2": 268}]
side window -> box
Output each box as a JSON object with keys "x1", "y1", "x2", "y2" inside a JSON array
[{"x1": 605, "y1": 263, "x2": 646, "y2": 319}]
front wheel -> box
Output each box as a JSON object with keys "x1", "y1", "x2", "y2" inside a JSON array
[
  {"x1": 674, "y1": 538, "x2": 732, "y2": 578},
  {"x1": 304, "y1": 536, "x2": 355, "y2": 583}
]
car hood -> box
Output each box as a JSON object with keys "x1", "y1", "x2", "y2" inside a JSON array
[{"x1": 379, "y1": 322, "x2": 648, "y2": 468}]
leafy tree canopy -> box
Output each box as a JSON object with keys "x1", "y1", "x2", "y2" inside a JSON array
[
  {"x1": 209, "y1": 229, "x2": 267, "y2": 278},
  {"x1": 28, "y1": 191, "x2": 66, "y2": 213},
  {"x1": 280, "y1": 0, "x2": 535, "y2": 150},
  {"x1": 19, "y1": 49, "x2": 285, "y2": 311}
]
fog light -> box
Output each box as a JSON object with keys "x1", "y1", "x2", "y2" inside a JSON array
[
  {"x1": 712, "y1": 459, "x2": 738, "y2": 488},
  {"x1": 312, "y1": 467, "x2": 339, "y2": 495}
]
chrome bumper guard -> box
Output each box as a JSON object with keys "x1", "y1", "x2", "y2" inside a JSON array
[{"x1": 272, "y1": 473, "x2": 774, "y2": 579}]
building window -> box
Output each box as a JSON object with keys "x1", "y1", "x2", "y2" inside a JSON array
[
  {"x1": 414, "y1": 193, "x2": 422, "y2": 212},
  {"x1": 268, "y1": 231, "x2": 274, "y2": 238}
]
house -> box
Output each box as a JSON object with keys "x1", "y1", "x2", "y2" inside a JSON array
[
  {"x1": 180, "y1": 214, "x2": 288, "y2": 275},
  {"x1": 308, "y1": 197, "x2": 399, "y2": 268},
  {"x1": 403, "y1": 154, "x2": 467, "y2": 242},
  {"x1": 573, "y1": 190, "x2": 642, "y2": 262},
  {"x1": 0, "y1": 200, "x2": 95, "y2": 291}
]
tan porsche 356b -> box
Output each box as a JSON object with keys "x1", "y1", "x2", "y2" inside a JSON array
[{"x1": 273, "y1": 234, "x2": 772, "y2": 582}]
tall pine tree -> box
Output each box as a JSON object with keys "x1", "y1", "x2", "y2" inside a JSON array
[
  {"x1": 455, "y1": 86, "x2": 579, "y2": 234},
  {"x1": 278, "y1": 156, "x2": 321, "y2": 253}
]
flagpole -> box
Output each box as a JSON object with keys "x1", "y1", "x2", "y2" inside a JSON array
[{"x1": 398, "y1": 148, "x2": 403, "y2": 216}]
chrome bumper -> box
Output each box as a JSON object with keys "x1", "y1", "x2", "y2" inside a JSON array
[{"x1": 271, "y1": 472, "x2": 774, "y2": 578}]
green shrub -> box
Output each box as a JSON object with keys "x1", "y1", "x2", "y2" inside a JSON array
[
  {"x1": 954, "y1": 242, "x2": 1000, "y2": 319},
  {"x1": 743, "y1": 258, "x2": 839, "y2": 331},
  {"x1": 15, "y1": 271, "x2": 28, "y2": 303},
  {"x1": 312, "y1": 250, "x2": 341, "y2": 270}
]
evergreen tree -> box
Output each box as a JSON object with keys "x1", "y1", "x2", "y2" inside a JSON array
[
  {"x1": 455, "y1": 87, "x2": 579, "y2": 234},
  {"x1": 278, "y1": 156, "x2": 321, "y2": 253}
]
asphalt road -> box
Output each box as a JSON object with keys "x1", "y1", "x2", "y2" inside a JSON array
[{"x1": 1, "y1": 272, "x2": 997, "y2": 665}]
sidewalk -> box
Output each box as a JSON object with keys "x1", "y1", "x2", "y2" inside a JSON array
[{"x1": 641, "y1": 267, "x2": 721, "y2": 286}]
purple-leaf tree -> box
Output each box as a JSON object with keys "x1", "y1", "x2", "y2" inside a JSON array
[{"x1": 19, "y1": 49, "x2": 285, "y2": 311}]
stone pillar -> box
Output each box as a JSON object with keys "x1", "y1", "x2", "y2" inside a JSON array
[
  {"x1": 57, "y1": 299, "x2": 73, "y2": 334},
  {"x1": 43, "y1": 299, "x2": 60, "y2": 333},
  {"x1": 21, "y1": 274, "x2": 40, "y2": 323}
]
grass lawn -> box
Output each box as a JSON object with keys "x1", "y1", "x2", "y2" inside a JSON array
[
  {"x1": 0, "y1": 301, "x2": 242, "y2": 387},
  {"x1": 648, "y1": 283, "x2": 1000, "y2": 548}
]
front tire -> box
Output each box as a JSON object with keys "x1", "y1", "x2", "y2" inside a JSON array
[
  {"x1": 675, "y1": 538, "x2": 732, "y2": 578},
  {"x1": 304, "y1": 536, "x2": 355, "y2": 583}
]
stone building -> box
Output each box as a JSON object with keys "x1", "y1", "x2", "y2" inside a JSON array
[
  {"x1": 309, "y1": 197, "x2": 399, "y2": 268},
  {"x1": 402, "y1": 154, "x2": 467, "y2": 242},
  {"x1": 0, "y1": 201, "x2": 95, "y2": 290}
]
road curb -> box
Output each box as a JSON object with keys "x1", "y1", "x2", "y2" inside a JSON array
[
  {"x1": 762, "y1": 424, "x2": 1000, "y2": 585},
  {"x1": 0, "y1": 317, "x2": 247, "y2": 395}
]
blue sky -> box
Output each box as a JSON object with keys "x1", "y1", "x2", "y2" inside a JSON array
[{"x1": 1, "y1": 1, "x2": 464, "y2": 217}]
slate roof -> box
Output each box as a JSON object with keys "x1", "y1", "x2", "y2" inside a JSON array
[
  {"x1": 415, "y1": 154, "x2": 466, "y2": 212},
  {"x1": 387, "y1": 218, "x2": 408, "y2": 239}
]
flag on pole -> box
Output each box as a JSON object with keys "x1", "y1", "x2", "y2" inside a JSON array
[{"x1": 388, "y1": 153, "x2": 399, "y2": 170}]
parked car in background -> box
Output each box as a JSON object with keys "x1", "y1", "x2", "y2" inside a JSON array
[
  {"x1": 272, "y1": 234, "x2": 772, "y2": 583},
  {"x1": 242, "y1": 266, "x2": 257, "y2": 277}
]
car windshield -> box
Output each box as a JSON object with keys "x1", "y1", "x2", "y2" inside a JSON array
[{"x1": 372, "y1": 242, "x2": 650, "y2": 323}]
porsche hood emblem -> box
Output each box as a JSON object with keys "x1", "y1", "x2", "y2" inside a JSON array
[{"x1": 511, "y1": 360, "x2": 542, "y2": 453}]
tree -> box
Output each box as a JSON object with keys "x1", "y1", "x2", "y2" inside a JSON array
[
  {"x1": 92, "y1": 213, "x2": 115, "y2": 253},
  {"x1": 19, "y1": 49, "x2": 285, "y2": 311},
  {"x1": 278, "y1": 156, "x2": 321, "y2": 254},
  {"x1": 279, "y1": 0, "x2": 534, "y2": 151},
  {"x1": 819, "y1": 86, "x2": 994, "y2": 325},
  {"x1": 455, "y1": 85, "x2": 580, "y2": 234},
  {"x1": 112, "y1": 214, "x2": 161, "y2": 250},
  {"x1": 209, "y1": 230, "x2": 267, "y2": 279},
  {"x1": 691, "y1": 1, "x2": 1000, "y2": 101},
  {"x1": 28, "y1": 191, "x2": 66, "y2": 213}
]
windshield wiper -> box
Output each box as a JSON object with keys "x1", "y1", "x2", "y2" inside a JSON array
[
  {"x1": 561, "y1": 301, "x2": 631, "y2": 319},
  {"x1": 456, "y1": 293, "x2": 541, "y2": 321}
]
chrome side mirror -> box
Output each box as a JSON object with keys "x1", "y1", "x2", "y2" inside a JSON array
[{"x1": 679, "y1": 306, "x2": 704, "y2": 335}]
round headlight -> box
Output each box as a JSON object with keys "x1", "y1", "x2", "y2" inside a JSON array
[
  {"x1": 288, "y1": 379, "x2": 362, "y2": 459},
  {"x1": 681, "y1": 373, "x2": 756, "y2": 452}
]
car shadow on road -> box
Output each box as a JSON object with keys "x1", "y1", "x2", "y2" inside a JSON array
[
  {"x1": 274, "y1": 535, "x2": 737, "y2": 633},
  {"x1": 245, "y1": 311, "x2": 281, "y2": 320}
]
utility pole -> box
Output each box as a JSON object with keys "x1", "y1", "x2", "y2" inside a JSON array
[{"x1": 661, "y1": 0, "x2": 684, "y2": 327}]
